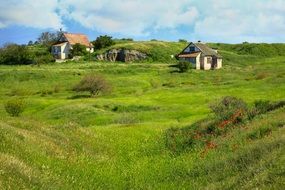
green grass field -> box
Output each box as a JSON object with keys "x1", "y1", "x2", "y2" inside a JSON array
[{"x1": 0, "y1": 43, "x2": 285, "y2": 189}]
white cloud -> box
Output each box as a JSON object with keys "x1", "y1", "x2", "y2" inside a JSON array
[
  {"x1": 0, "y1": 0, "x2": 285, "y2": 42},
  {"x1": 193, "y1": 0, "x2": 285, "y2": 42},
  {"x1": 58, "y1": 0, "x2": 199, "y2": 36},
  {"x1": 0, "y1": 0, "x2": 63, "y2": 29}
]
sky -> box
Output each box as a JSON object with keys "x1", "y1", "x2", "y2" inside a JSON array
[{"x1": 0, "y1": 0, "x2": 285, "y2": 45}]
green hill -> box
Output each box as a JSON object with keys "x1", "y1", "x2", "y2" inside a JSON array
[
  {"x1": 94, "y1": 41, "x2": 285, "y2": 63},
  {"x1": 0, "y1": 42, "x2": 285, "y2": 189}
]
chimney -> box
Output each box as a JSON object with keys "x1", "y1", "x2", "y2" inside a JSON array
[{"x1": 198, "y1": 40, "x2": 201, "y2": 43}]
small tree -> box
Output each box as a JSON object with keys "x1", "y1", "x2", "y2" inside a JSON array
[
  {"x1": 0, "y1": 43, "x2": 34, "y2": 65},
  {"x1": 209, "y1": 96, "x2": 248, "y2": 123},
  {"x1": 92, "y1": 35, "x2": 115, "y2": 50},
  {"x1": 71, "y1": 43, "x2": 87, "y2": 56},
  {"x1": 73, "y1": 75, "x2": 111, "y2": 97},
  {"x1": 177, "y1": 61, "x2": 192, "y2": 73},
  {"x1": 4, "y1": 99, "x2": 25, "y2": 117},
  {"x1": 179, "y1": 39, "x2": 187, "y2": 43}
]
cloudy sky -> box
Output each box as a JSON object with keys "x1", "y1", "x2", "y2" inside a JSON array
[{"x1": 0, "y1": 0, "x2": 285, "y2": 45}]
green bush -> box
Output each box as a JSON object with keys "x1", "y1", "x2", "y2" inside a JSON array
[
  {"x1": 178, "y1": 39, "x2": 187, "y2": 43},
  {"x1": 209, "y1": 96, "x2": 248, "y2": 123},
  {"x1": 177, "y1": 61, "x2": 192, "y2": 73},
  {"x1": 71, "y1": 43, "x2": 88, "y2": 56},
  {"x1": 0, "y1": 44, "x2": 34, "y2": 65},
  {"x1": 73, "y1": 75, "x2": 111, "y2": 97},
  {"x1": 92, "y1": 35, "x2": 115, "y2": 50},
  {"x1": 248, "y1": 100, "x2": 285, "y2": 119},
  {"x1": 4, "y1": 99, "x2": 25, "y2": 117}
]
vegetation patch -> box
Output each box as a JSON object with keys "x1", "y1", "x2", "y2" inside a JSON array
[{"x1": 165, "y1": 97, "x2": 285, "y2": 153}]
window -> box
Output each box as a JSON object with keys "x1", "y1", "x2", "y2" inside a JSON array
[
  {"x1": 189, "y1": 46, "x2": 195, "y2": 52},
  {"x1": 207, "y1": 57, "x2": 212, "y2": 64}
]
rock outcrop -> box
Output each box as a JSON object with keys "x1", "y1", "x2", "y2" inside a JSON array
[{"x1": 96, "y1": 49, "x2": 147, "y2": 62}]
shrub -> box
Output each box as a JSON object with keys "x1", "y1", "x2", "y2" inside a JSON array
[
  {"x1": 177, "y1": 61, "x2": 192, "y2": 73},
  {"x1": 179, "y1": 39, "x2": 187, "y2": 43},
  {"x1": 4, "y1": 99, "x2": 25, "y2": 117},
  {"x1": 92, "y1": 35, "x2": 115, "y2": 50},
  {"x1": 73, "y1": 75, "x2": 111, "y2": 97},
  {"x1": 248, "y1": 100, "x2": 285, "y2": 119},
  {"x1": 71, "y1": 43, "x2": 88, "y2": 56},
  {"x1": 209, "y1": 96, "x2": 248, "y2": 123},
  {"x1": 0, "y1": 44, "x2": 34, "y2": 65}
]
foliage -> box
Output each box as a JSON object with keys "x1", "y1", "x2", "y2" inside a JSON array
[
  {"x1": 248, "y1": 100, "x2": 285, "y2": 119},
  {"x1": 166, "y1": 98, "x2": 284, "y2": 154},
  {"x1": 4, "y1": 99, "x2": 25, "y2": 117},
  {"x1": 0, "y1": 43, "x2": 34, "y2": 65},
  {"x1": 92, "y1": 35, "x2": 115, "y2": 50},
  {"x1": 73, "y1": 74, "x2": 111, "y2": 96},
  {"x1": 177, "y1": 61, "x2": 192, "y2": 73},
  {"x1": 178, "y1": 39, "x2": 187, "y2": 43},
  {"x1": 210, "y1": 96, "x2": 248, "y2": 122},
  {"x1": 37, "y1": 31, "x2": 62, "y2": 47},
  {"x1": 70, "y1": 43, "x2": 88, "y2": 56}
]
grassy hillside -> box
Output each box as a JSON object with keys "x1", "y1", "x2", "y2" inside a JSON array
[
  {"x1": 94, "y1": 41, "x2": 188, "y2": 62},
  {"x1": 94, "y1": 41, "x2": 285, "y2": 63},
  {"x1": 0, "y1": 43, "x2": 285, "y2": 189}
]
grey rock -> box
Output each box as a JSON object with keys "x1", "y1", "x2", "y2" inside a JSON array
[{"x1": 96, "y1": 49, "x2": 147, "y2": 62}]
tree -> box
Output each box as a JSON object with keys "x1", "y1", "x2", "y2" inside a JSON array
[
  {"x1": 92, "y1": 35, "x2": 115, "y2": 50},
  {"x1": 37, "y1": 31, "x2": 62, "y2": 47},
  {"x1": 0, "y1": 43, "x2": 33, "y2": 65},
  {"x1": 179, "y1": 39, "x2": 187, "y2": 43},
  {"x1": 71, "y1": 43, "x2": 87, "y2": 56},
  {"x1": 73, "y1": 75, "x2": 111, "y2": 97}
]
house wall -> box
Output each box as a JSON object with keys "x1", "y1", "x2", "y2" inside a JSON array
[
  {"x1": 203, "y1": 56, "x2": 212, "y2": 70},
  {"x1": 217, "y1": 58, "x2": 222, "y2": 69},
  {"x1": 61, "y1": 43, "x2": 70, "y2": 59},
  {"x1": 86, "y1": 47, "x2": 94, "y2": 53},
  {"x1": 196, "y1": 53, "x2": 201, "y2": 70}
]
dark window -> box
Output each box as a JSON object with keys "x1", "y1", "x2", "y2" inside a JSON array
[
  {"x1": 189, "y1": 46, "x2": 195, "y2": 52},
  {"x1": 207, "y1": 57, "x2": 211, "y2": 63}
]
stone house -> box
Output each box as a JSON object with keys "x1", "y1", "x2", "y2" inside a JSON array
[
  {"x1": 51, "y1": 33, "x2": 94, "y2": 59},
  {"x1": 178, "y1": 42, "x2": 222, "y2": 70}
]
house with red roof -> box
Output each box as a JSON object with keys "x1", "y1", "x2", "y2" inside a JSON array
[{"x1": 51, "y1": 33, "x2": 94, "y2": 59}]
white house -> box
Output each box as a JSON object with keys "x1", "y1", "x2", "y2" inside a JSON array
[
  {"x1": 178, "y1": 42, "x2": 222, "y2": 70},
  {"x1": 51, "y1": 33, "x2": 94, "y2": 59}
]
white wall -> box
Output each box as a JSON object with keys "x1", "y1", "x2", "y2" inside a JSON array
[
  {"x1": 203, "y1": 56, "x2": 212, "y2": 70},
  {"x1": 217, "y1": 58, "x2": 222, "y2": 69}
]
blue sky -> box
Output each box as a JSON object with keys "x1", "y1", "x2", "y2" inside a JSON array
[{"x1": 1, "y1": 0, "x2": 285, "y2": 45}]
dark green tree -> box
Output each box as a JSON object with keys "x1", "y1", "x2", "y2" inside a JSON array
[
  {"x1": 71, "y1": 43, "x2": 87, "y2": 56},
  {"x1": 92, "y1": 35, "x2": 115, "y2": 50}
]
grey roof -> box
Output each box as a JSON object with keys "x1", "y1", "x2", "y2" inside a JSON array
[{"x1": 194, "y1": 43, "x2": 222, "y2": 58}]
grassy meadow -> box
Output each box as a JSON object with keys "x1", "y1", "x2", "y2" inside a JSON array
[{"x1": 0, "y1": 43, "x2": 285, "y2": 189}]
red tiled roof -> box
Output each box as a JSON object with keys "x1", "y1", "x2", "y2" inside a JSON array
[
  {"x1": 63, "y1": 33, "x2": 93, "y2": 47},
  {"x1": 178, "y1": 52, "x2": 200, "y2": 58}
]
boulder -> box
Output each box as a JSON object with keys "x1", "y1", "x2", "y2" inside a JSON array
[{"x1": 96, "y1": 49, "x2": 147, "y2": 62}]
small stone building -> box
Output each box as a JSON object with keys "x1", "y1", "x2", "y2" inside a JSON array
[
  {"x1": 178, "y1": 42, "x2": 222, "y2": 70},
  {"x1": 51, "y1": 33, "x2": 94, "y2": 59}
]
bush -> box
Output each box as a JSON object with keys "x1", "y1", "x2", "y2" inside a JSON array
[
  {"x1": 248, "y1": 100, "x2": 285, "y2": 119},
  {"x1": 92, "y1": 35, "x2": 115, "y2": 50},
  {"x1": 73, "y1": 75, "x2": 111, "y2": 97},
  {"x1": 177, "y1": 61, "x2": 192, "y2": 73},
  {"x1": 4, "y1": 99, "x2": 25, "y2": 117},
  {"x1": 0, "y1": 44, "x2": 34, "y2": 65},
  {"x1": 179, "y1": 39, "x2": 187, "y2": 43},
  {"x1": 209, "y1": 96, "x2": 248, "y2": 123},
  {"x1": 71, "y1": 43, "x2": 88, "y2": 56}
]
